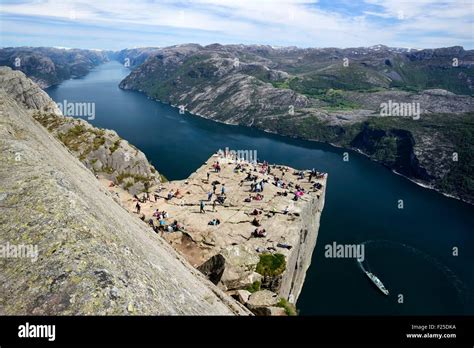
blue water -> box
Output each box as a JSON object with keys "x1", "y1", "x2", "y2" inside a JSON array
[{"x1": 47, "y1": 61, "x2": 474, "y2": 315}]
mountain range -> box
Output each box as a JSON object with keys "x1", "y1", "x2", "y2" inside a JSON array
[{"x1": 1, "y1": 44, "x2": 473, "y2": 203}]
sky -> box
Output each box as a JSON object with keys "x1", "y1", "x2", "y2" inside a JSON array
[{"x1": 0, "y1": 0, "x2": 473, "y2": 50}]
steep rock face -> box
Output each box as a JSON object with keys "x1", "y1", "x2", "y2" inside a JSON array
[
  {"x1": 0, "y1": 66, "x2": 61, "y2": 114},
  {"x1": 278, "y1": 184, "x2": 326, "y2": 302},
  {"x1": 118, "y1": 46, "x2": 310, "y2": 126},
  {"x1": 0, "y1": 78, "x2": 249, "y2": 315},
  {"x1": 33, "y1": 112, "x2": 160, "y2": 195},
  {"x1": 107, "y1": 153, "x2": 327, "y2": 312},
  {"x1": 0, "y1": 67, "x2": 160, "y2": 195}
]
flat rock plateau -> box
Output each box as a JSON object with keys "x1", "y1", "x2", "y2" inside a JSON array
[{"x1": 105, "y1": 153, "x2": 327, "y2": 314}]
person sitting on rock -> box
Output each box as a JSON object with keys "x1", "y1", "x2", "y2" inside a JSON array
[
  {"x1": 208, "y1": 218, "x2": 220, "y2": 226},
  {"x1": 244, "y1": 195, "x2": 252, "y2": 203},
  {"x1": 252, "y1": 217, "x2": 261, "y2": 227},
  {"x1": 167, "y1": 190, "x2": 174, "y2": 200},
  {"x1": 253, "y1": 228, "x2": 267, "y2": 238},
  {"x1": 255, "y1": 193, "x2": 264, "y2": 201},
  {"x1": 171, "y1": 220, "x2": 178, "y2": 231},
  {"x1": 313, "y1": 182, "x2": 323, "y2": 190}
]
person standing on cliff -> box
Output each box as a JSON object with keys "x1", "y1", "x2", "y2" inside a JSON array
[
  {"x1": 200, "y1": 200, "x2": 205, "y2": 213},
  {"x1": 221, "y1": 184, "x2": 226, "y2": 196},
  {"x1": 135, "y1": 202, "x2": 141, "y2": 214},
  {"x1": 207, "y1": 191, "x2": 213, "y2": 201},
  {"x1": 207, "y1": 172, "x2": 210, "y2": 182}
]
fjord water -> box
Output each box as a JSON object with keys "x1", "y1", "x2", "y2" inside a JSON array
[{"x1": 47, "y1": 61, "x2": 474, "y2": 315}]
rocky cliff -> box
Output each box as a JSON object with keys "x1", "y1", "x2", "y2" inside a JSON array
[
  {"x1": 0, "y1": 68, "x2": 250, "y2": 315},
  {"x1": 0, "y1": 67, "x2": 160, "y2": 195},
  {"x1": 106, "y1": 152, "x2": 327, "y2": 315},
  {"x1": 0, "y1": 47, "x2": 110, "y2": 88}
]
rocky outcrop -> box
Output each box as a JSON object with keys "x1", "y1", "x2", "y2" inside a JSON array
[
  {"x1": 246, "y1": 290, "x2": 279, "y2": 315},
  {"x1": 33, "y1": 112, "x2": 160, "y2": 195},
  {"x1": 0, "y1": 69, "x2": 250, "y2": 315},
  {"x1": 107, "y1": 151, "x2": 327, "y2": 315},
  {"x1": 0, "y1": 66, "x2": 61, "y2": 113},
  {"x1": 198, "y1": 245, "x2": 262, "y2": 290},
  {"x1": 0, "y1": 67, "x2": 160, "y2": 195}
]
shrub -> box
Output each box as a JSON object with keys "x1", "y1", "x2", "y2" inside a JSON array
[
  {"x1": 256, "y1": 253, "x2": 286, "y2": 277},
  {"x1": 277, "y1": 298, "x2": 297, "y2": 316},
  {"x1": 245, "y1": 281, "x2": 261, "y2": 293}
]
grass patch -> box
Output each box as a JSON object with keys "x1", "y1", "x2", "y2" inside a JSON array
[
  {"x1": 159, "y1": 173, "x2": 168, "y2": 182},
  {"x1": 277, "y1": 298, "x2": 297, "y2": 316},
  {"x1": 256, "y1": 253, "x2": 286, "y2": 277},
  {"x1": 116, "y1": 172, "x2": 153, "y2": 191},
  {"x1": 245, "y1": 281, "x2": 261, "y2": 293},
  {"x1": 110, "y1": 139, "x2": 121, "y2": 153},
  {"x1": 102, "y1": 166, "x2": 114, "y2": 174}
]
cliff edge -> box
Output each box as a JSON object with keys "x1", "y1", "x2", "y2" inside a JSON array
[
  {"x1": 0, "y1": 67, "x2": 249, "y2": 315},
  {"x1": 107, "y1": 152, "x2": 327, "y2": 315}
]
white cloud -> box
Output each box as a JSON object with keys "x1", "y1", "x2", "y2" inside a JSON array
[{"x1": 1, "y1": 0, "x2": 472, "y2": 48}]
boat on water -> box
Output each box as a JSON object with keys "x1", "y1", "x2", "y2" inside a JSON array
[
  {"x1": 364, "y1": 271, "x2": 389, "y2": 295},
  {"x1": 358, "y1": 260, "x2": 389, "y2": 296}
]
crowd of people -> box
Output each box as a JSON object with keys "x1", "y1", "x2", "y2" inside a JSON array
[{"x1": 128, "y1": 154, "x2": 326, "y2": 250}]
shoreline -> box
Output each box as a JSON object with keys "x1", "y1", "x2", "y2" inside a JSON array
[{"x1": 148, "y1": 94, "x2": 472, "y2": 206}]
